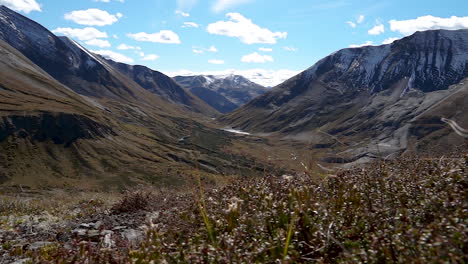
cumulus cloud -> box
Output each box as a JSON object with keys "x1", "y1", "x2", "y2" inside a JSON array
[
  {"x1": 182, "y1": 22, "x2": 199, "y2": 28},
  {"x1": 207, "y1": 13, "x2": 287, "y2": 44},
  {"x1": 208, "y1": 59, "x2": 225, "y2": 64},
  {"x1": 175, "y1": 10, "x2": 190, "y2": 17},
  {"x1": 64, "y1": 9, "x2": 122, "y2": 26},
  {"x1": 0, "y1": 0, "x2": 41, "y2": 13},
  {"x1": 389, "y1": 15, "x2": 468, "y2": 35},
  {"x1": 166, "y1": 68, "x2": 300, "y2": 87},
  {"x1": 241, "y1": 52, "x2": 273, "y2": 63},
  {"x1": 212, "y1": 0, "x2": 253, "y2": 12},
  {"x1": 91, "y1": 49, "x2": 134, "y2": 63},
  {"x1": 382, "y1": 37, "x2": 400, "y2": 44},
  {"x1": 349, "y1": 41, "x2": 374, "y2": 48},
  {"x1": 283, "y1": 46, "x2": 297, "y2": 52},
  {"x1": 127, "y1": 31, "x2": 181, "y2": 44},
  {"x1": 52, "y1": 27, "x2": 108, "y2": 41},
  {"x1": 85, "y1": 39, "x2": 111, "y2": 48},
  {"x1": 259, "y1": 47, "x2": 272, "y2": 52},
  {"x1": 368, "y1": 24, "x2": 384, "y2": 35},
  {"x1": 141, "y1": 54, "x2": 159, "y2": 61},
  {"x1": 117, "y1": 44, "x2": 141, "y2": 50}
]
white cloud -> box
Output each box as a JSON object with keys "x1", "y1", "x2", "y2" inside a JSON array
[
  {"x1": 208, "y1": 59, "x2": 225, "y2": 64},
  {"x1": 166, "y1": 68, "x2": 300, "y2": 87},
  {"x1": 141, "y1": 54, "x2": 159, "y2": 61},
  {"x1": 192, "y1": 45, "x2": 217, "y2": 54},
  {"x1": 368, "y1": 24, "x2": 384, "y2": 35},
  {"x1": 207, "y1": 13, "x2": 287, "y2": 44},
  {"x1": 241, "y1": 52, "x2": 273, "y2": 63},
  {"x1": 389, "y1": 15, "x2": 468, "y2": 36},
  {"x1": 0, "y1": 0, "x2": 41, "y2": 13},
  {"x1": 346, "y1": 15, "x2": 364, "y2": 28},
  {"x1": 113, "y1": 34, "x2": 118, "y2": 39},
  {"x1": 64, "y1": 9, "x2": 122, "y2": 26},
  {"x1": 259, "y1": 47, "x2": 272, "y2": 52},
  {"x1": 382, "y1": 37, "x2": 400, "y2": 44},
  {"x1": 349, "y1": 41, "x2": 374, "y2": 48},
  {"x1": 346, "y1": 21, "x2": 356, "y2": 28},
  {"x1": 283, "y1": 46, "x2": 297, "y2": 52},
  {"x1": 52, "y1": 27, "x2": 108, "y2": 41},
  {"x1": 85, "y1": 39, "x2": 111, "y2": 48},
  {"x1": 182, "y1": 22, "x2": 199, "y2": 28},
  {"x1": 207, "y1": 45, "x2": 218, "y2": 52},
  {"x1": 175, "y1": 10, "x2": 190, "y2": 17},
  {"x1": 91, "y1": 49, "x2": 134, "y2": 64},
  {"x1": 357, "y1": 15, "x2": 365, "y2": 24},
  {"x1": 212, "y1": 0, "x2": 253, "y2": 12},
  {"x1": 127, "y1": 31, "x2": 181, "y2": 44},
  {"x1": 117, "y1": 44, "x2": 141, "y2": 50}
]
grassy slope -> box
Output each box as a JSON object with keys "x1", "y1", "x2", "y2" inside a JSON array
[{"x1": 3, "y1": 152, "x2": 465, "y2": 263}]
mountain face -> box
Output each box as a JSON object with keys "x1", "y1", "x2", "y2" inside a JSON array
[
  {"x1": 174, "y1": 75, "x2": 267, "y2": 113},
  {"x1": 0, "y1": 5, "x2": 215, "y2": 116},
  {"x1": 0, "y1": 6, "x2": 260, "y2": 189},
  {"x1": 223, "y1": 29, "x2": 468, "y2": 162},
  {"x1": 105, "y1": 60, "x2": 218, "y2": 116}
]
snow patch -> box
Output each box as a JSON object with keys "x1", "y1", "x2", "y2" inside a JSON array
[{"x1": 222, "y1": 128, "x2": 250, "y2": 135}]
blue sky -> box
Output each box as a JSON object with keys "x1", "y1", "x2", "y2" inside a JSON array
[{"x1": 2, "y1": 0, "x2": 468, "y2": 86}]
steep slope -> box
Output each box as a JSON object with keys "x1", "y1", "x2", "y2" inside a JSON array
[
  {"x1": 0, "y1": 6, "x2": 263, "y2": 189},
  {"x1": 223, "y1": 29, "x2": 468, "y2": 161},
  {"x1": 174, "y1": 75, "x2": 267, "y2": 113},
  {"x1": 106, "y1": 60, "x2": 218, "y2": 116}
]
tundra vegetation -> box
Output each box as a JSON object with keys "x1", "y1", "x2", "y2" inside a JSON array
[{"x1": 1, "y1": 152, "x2": 466, "y2": 263}]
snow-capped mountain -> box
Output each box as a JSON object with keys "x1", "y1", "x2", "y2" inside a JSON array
[
  {"x1": 174, "y1": 74, "x2": 267, "y2": 113},
  {"x1": 223, "y1": 29, "x2": 468, "y2": 162}
]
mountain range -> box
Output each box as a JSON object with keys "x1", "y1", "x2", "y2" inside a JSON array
[
  {"x1": 222, "y1": 29, "x2": 468, "y2": 163},
  {"x1": 0, "y1": 4, "x2": 467, "y2": 189},
  {"x1": 0, "y1": 6, "x2": 261, "y2": 189},
  {"x1": 174, "y1": 75, "x2": 267, "y2": 113}
]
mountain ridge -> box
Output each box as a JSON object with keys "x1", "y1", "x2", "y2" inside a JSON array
[
  {"x1": 222, "y1": 29, "x2": 468, "y2": 162},
  {"x1": 174, "y1": 74, "x2": 267, "y2": 113}
]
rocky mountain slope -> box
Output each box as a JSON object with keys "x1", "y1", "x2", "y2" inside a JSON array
[
  {"x1": 174, "y1": 75, "x2": 267, "y2": 113},
  {"x1": 106, "y1": 60, "x2": 218, "y2": 116},
  {"x1": 222, "y1": 29, "x2": 468, "y2": 163},
  {"x1": 0, "y1": 6, "x2": 261, "y2": 189}
]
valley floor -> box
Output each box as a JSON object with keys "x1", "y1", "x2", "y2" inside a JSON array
[{"x1": 0, "y1": 152, "x2": 466, "y2": 263}]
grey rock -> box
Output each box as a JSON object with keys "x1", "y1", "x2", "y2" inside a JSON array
[
  {"x1": 72, "y1": 228, "x2": 87, "y2": 237},
  {"x1": 28, "y1": 241, "x2": 53, "y2": 250},
  {"x1": 121, "y1": 229, "x2": 143, "y2": 244}
]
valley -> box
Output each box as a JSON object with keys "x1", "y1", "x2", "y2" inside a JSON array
[{"x1": 0, "y1": 3, "x2": 466, "y2": 263}]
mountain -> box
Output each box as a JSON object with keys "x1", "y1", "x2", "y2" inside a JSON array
[
  {"x1": 174, "y1": 75, "x2": 267, "y2": 113},
  {"x1": 105, "y1": 60, "x2": 219, "y2": 116},
  {"x1": 222, "y1": 29, "x2": 468, "y2": 162},
  {"x1": 0, "y1": 6, "x2": 260, "y2": 189}
]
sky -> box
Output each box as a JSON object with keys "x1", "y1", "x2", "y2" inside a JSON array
[{"x1": 1, "y1": 0, "x2": 468, "y2": 86}]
